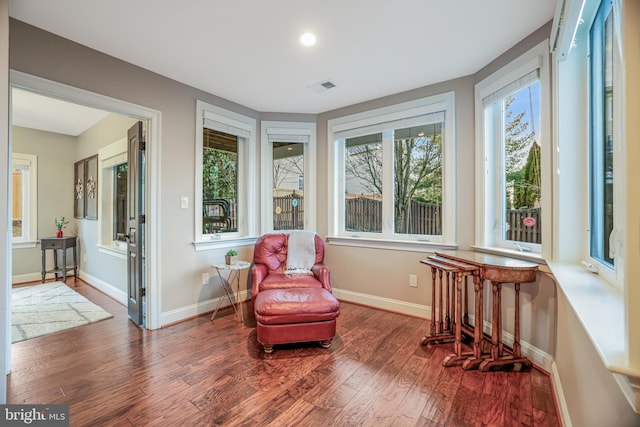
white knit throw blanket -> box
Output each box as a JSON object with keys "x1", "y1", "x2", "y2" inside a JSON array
[{"x1": 286, "y1": 230, "x2": 316, "y2": 274}]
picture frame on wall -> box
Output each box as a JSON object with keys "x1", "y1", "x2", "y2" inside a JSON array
[
  {"x1": 85, "y1": 155, "x2": 98, "y2": 220},
  {"x1": 74, "y1": 159, "x2": 85, "y2": 218},
  {"x1": 74, "y1": 155, "x2": 98, "y2": 220}
]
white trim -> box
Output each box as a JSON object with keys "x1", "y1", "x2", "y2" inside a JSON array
[
  {"x1": 159, "y1": 288, "x2": 250, "y2": 326},
  {"x1": 79, "y1": 270, "x2": 127, "y2": 305},
  {"x1": 260, "y1": 121, "x2": 316, "y2": 233},
  {"x1": 11, "y1": 272, "x2": 41, "y2": 284},
  {"x1": 10, "y1": 70, "x2": 163, "y2": 330},
  {"x1": 331, "y1": 287, "x2": 431, "y2": 319},
  {"x1": 474, "y1": 40, "x2": 552, "y2": 258},
  {"x1": 327, "y1": 92, "x2": 457, "y2": 245},
  {"x1": 551, "y1": 361, "x2": 574, "y2": 427},
  {"x1": 326, "y1": 236, "x2": 457, "y2": 253},
  {"x1": 97, "y1": 244, "x2": 127, "y2": 259},
  {"x1": 195, "y1": 100, "x2": 258, "y2": 246},
  {"x1": 97, "y1": 137, "x2": 127, "y2": 248},
  {"x1": 10, "y1": 152, "x2": 37, "y2": 246}
]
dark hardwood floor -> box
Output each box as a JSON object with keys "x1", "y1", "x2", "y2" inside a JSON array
[{"x1": 7, "y1": 280, "x2": 561, "y2": 426}]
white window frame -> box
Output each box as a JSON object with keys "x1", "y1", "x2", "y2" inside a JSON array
[
  {"x1": 327, "y1": 93, "x2": 457, "y2": 251},
  {"x1": 585, "y1": 0, "x2": 622, "y2": 288},
  {"x1": 260, "y1": 121, "x2": 316, "y2": 233},
  {"x1": 474, "y1": 40, "x2": 552, "y2": 259},
  {"x1": 194, "y1": 100, "x2": 258, "y2": 251},
  {"x1": 97, "y1": 137, "x2": 127, "y2": 258},
  {"x1": 11, "y1": 152, "x2": 38, "y2": 248}
]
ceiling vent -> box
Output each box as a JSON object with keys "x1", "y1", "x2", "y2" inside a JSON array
[{"x1": 308, "y1": 80, "x2": 336, "y2": 93}]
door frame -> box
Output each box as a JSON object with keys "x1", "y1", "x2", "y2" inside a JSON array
[{"x1": 8, "y1": 70, "x2": 162, "y2": 330}]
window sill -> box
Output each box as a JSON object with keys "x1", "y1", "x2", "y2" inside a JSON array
[
  {"x1": 97, "y1": 244, "x2": 127, "y2": 259},
  {"x1": 326, "y1": 235, "x2": 458, "y2": 253},
  {"x1": 193, "y1": 236, "x2": 258, "y2": 252},
  {"x1": 12, "y1": 240, "x2": 39, "y2": 249},
  {"x1": 547, "y1": 261, "x2": 640, "y2": 413},
  {"x1": 471, "y1": 245, "x2": 546, "y2": 264}
]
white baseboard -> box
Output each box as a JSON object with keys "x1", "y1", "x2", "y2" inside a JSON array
[
  {"x1": 332, "y1": 287, "x2": 431, "y2": 319},
  {"x1": 160, "y1": 289, "x2": 249, "y2": 326},
  {"x1": 79, "y1": 271, "x2": 127, "y2": 305},
  {"x1": 12, "y1": 272, "x2": 42, "y2": 284},
  {"x1": 551, "y1": 361, "x2": 573, "y2": 427}
]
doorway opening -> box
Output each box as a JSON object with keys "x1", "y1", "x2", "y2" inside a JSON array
[{"x1": 7, "y1": 71, "x2": 160, "y2": 349}]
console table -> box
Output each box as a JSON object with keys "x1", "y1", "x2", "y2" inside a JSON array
[
  {"x1": 41, "y1": 236, "x2": 78, "y2": 283},
  {"x1": 420, "y1": 250, "x2": 539, "y2": 371}
]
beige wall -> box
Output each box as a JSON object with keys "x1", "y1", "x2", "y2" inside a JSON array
[
  {"x1": 11, "y1": 126, "x2": 76, "y2": 278},
  {"x1": 75, "y1": 113, "x2": 137, "y2": 294}
]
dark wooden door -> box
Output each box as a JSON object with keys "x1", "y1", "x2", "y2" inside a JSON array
[{"x1": 127, "y1": 121, "x2": 145, "y2": 326}]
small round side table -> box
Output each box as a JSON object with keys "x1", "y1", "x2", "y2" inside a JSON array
[{"x1": 210, "y1": 260, "x2": 251, "y2": 322}]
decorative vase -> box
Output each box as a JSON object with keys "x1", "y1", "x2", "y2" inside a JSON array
[
  {"x1": 225, "y1": 255, "x2": 238, "y2": 265},
  {"x1": 56, "y1": 228, "x2": 63, "y2": 238}
]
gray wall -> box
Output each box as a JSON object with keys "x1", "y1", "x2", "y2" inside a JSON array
[{"x1": 6, "y1": 14, "x2": 639, "y2": 424}]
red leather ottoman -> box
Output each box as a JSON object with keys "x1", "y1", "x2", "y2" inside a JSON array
[{"x1": 254, "y1": 287, "x2": 340, "y2": 353}]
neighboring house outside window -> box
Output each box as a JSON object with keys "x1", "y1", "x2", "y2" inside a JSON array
[
  {"x1": 475, "y1": 40, "x2": 551, "y2": 257},
  {"x1": 12, "y1": 152, "x2": 37, "y2": 248},
  {"x1": 261, "y1": 121, "x2": 316, "y2": 233},
  {"x1": 328, "y1": 93, "x2": 456, "y2": 249}
]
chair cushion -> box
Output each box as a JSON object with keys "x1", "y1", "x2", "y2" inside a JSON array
[
  {"x1": 254, "y1": 288, "x2": 340, "y2": 325},
  {"x1": 259, "y1": 273, "x2": 323, "y2": 291}
]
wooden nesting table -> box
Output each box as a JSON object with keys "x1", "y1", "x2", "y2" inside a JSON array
[{"x1": 420, "y1": 250, "x2": 538, "y2": 371}]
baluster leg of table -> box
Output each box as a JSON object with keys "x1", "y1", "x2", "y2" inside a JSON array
[
  {"x1": 437, "y1": 269, "x2": 443, "y2": 334},
  {"x1": 513, "y1": 283, "x2": 521, "y2": 357},
  {"x1": 53, "y1": 250, "x2": 59, "y2": 281},
  {"x1": 497, "y1": 283, "x2": 503, "y2": 357},
  {"x1": 421, "y1": 267, "x2": 438, "y2": 345},
  {"x1": 41, "y1": 248, "x2": 46, "y2": 283},
  {"x1": 463, "y1": 276, "x2": 469, "y2": 325},
  {"x1": 444, "y1": 271, "x2": 451, "y2": 331},
  {"x1": 62, "y1": 246, "x2": 68, "y2": 282},
  {"x1": 453, "y1": 272, "x2": 463, "y2": 357},
  {"x1": 490, "y1": 281, "x2": 500, "y2": 360},
  {"x1": 73, "y1": 244, "x2": 78, "y2": 281}
]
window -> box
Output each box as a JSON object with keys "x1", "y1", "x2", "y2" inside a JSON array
[
  {"x1": 202, "y1": 128, "x2": 238, "y2": 235},
  {"x1": 195, "y1": 101, "x2": 257, "y2": 250},
  {"x1": 261, "y1": 121, "x2": 316, "y2": 232},
  {"x1": 589, "y1": 0, "x2": 614, "y2": 268},
  {"x1": 114, "y1": 163, "x2": 127, "y2": 241},
  {"x1": 328, "y1": 93, "x2": 456, "y2": 247},
  {"x1": 12, "y1": 153, "x2": 37, "y2": 247},
  {"x1": 475, "y1": 40, "x2": 550, "y2": 256},
  {"x1": 98, "y1": 138, "x2": 127, "y2": 252}
]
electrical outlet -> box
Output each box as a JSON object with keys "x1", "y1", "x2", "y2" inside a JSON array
[
  {"x1": 202, "y1": 272, "x2": 210, "y2": 285},
  {"x1": 409, "y1": 274, "x2": 418, "y2": 287}
]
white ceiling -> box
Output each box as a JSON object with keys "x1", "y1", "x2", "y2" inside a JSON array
[
  {"x1": 12, "y1": 88, "x2": 110, "y2": 136},
  {"x1": 9, "y1": 0, "x2": 557, "y2": 121}
]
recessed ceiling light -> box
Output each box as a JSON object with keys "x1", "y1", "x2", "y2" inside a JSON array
[{"x1": 300, "y1": 32, "x2": 316, "y2": 47}]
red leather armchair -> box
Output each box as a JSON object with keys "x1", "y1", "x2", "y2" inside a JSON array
[
  {"x1": 251, "y1": 233, "x2": 340, "y2": 353},
  {"x1": 251, "y1": 233, "x2": 331, "y2": 302}
]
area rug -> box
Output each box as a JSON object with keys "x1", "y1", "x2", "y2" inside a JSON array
[{"x1": 11, "y1": 282, "x2": 113, "y2": 343}]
